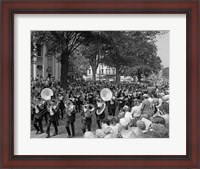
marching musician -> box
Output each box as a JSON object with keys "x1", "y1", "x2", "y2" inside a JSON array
[
  {"x1": 81, "y1": 102, "x2": 94, "y2": 134},
  {"x1": 96, "y1": 98, "x2": 106, "y2": 129},
  {"x1": 46, "y1": 100, "x2": 59, "y2": 138},
  {"x1": 107, "y1": 96, "x2": 117, "y2": 116},
  {"x1": 118, "y1": 92, "x2": 125, "y2": 110},
  {"x1": 32, "y1": 98, "x2": 45, "y2": 134},
  {"x1": 57, "y1": 93, "x2": 65, "y2": 120},
  {"x1": 75, "y1": 94, "x2": 83, "y2": 113},
  {"x1": 65, "y1": 99, "x2": 76, "y2": 138}
]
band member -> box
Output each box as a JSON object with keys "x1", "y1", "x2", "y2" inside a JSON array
[
  {"x1": 65, "y1": 100, "x2": 76, "y2": 138},
  {"x1": 117, "y1": 93, "x2": 125, "y2": 110},
  {"x1": 57, "y1": 93, "x2": 65, "y2": 119},
  {"x1": 46, "y1": 100, "x2": 59, "y2": 138},
  {"x1": 32, "y1": 98, "x2": 45, "y2": 134},
  {"x1": 75, "y1": 94, "x2": 83, "y2": 113},
  {"x1": 81, "y1": 103, "x2": 94, "y2": 134},
  {"x1": 107, "y1": 97, "x2": 116, "y2": 116},
  {"x1": 96, "y1": 98, "x2": 106, "y2": 129}
]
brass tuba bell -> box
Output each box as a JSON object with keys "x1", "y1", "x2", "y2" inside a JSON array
[
  {"x1": 41, "y1": 88, "x2": 54, "y2": 100},
  {"x1": 100, "y1": 88, "x2": 113, "y2": 101}
]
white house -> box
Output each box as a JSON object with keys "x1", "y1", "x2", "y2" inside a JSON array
[
  {"x1": 86, "y1": 63, "x2": 116, "y2": 80},
  {"x1": 31, "y1": 43, "x2": 61, "y2": 80}
]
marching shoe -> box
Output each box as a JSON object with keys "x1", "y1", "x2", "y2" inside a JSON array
[
  {"x1": 46, "y1": 134, "x2": 50, "y2": 138},
  {"x1": 53, "y1": 133, "x2": 58, "y2": 136}
]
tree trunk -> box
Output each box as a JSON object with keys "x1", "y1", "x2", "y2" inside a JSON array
[
  {"x1": 61, "y1": 51, "x2": 70, "y2": 90},
  {"x1": 116, "y1": 67, "x2": 120, "y2": 83},
  {"x1": 137, "y1": 73, "x2": 142, "y2": 82},
  {"x1": 91, "y1": 66, "x2": 97, "y2": 81}
]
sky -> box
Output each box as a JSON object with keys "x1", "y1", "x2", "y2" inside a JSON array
[{"x1": 155, "y1": 31, "x2": 169, "y2": 68}]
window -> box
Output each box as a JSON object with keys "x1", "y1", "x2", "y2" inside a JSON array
[
  {"x1": 101, "y1": 69, "x2": 104, "y2": 75},
  {"x1": 113, "y1": 69, "x2": 115, "y2": 74},
  {"x1": 88, "y1": 69, "x2": 91, "y2": 75},
  {"x1": 106, "y1": 69, "x2": 108, "y2": 74},
  {"x1": 36, "y1": 43, "x2": 42, "y2": 56},
  {"x1": 108, "y1": 68, "x2": 111, "y2": 74}
]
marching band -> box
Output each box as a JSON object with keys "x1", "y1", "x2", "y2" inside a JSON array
[{"x1": 31, "y1": 80, "x2": 169, "y2": 138}]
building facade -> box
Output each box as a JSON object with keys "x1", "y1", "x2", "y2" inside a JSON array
[
  {"x1": 31, "y1": 43, "x2": 61, "y2": 80},
  {"x1": 86, "y1": 64, "x2": 116, "y2": 80}
]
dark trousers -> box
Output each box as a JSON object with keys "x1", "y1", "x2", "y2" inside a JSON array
[
  {"x1": 46, "y1": 120, "x2": 58, "y2": 136},
  {"x1": 58, "y1": 109, "x2": 64, "y2": 119},
  {"x1": 96, "y1": 120, "x2": 101, "y2": 129},
  {"x1": 65, "y1": 121, "x2": 75, "y2": 137},
  {"x1": 109, "y1": 108, "x2": 115, "y2": 116},
  {"x1": 33, "y1": 116, "x2": 43, "y2": 133},
  {"x1": 82, "y1": 119, "x2": 91, "y2": 133},
  {"x1": 43, "y1": 114, "x2": 48, "y2": 125}
]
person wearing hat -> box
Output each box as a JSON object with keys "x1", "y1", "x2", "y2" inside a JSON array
[
  {"x1": 81, "y1": 103, "x2": 94, "y2": 134},
  {"x1": 57, "y1": 93, "x2": 65, "y2": 120},
  {"x1": 107, "y1": 97, "x2": 117, "y2": 116},
  {"x1": 65, "y1": 99, "x2": 76, "y2": 138},
  {"x1": 46, "y1": 100, "x2": 59, "y2": 138},
  {"x1": 96, "y1": 98, "x2": 106, "y2": 129},
  {"x1": 140, "y1": 94, "x2": 155, "y2": 119},
  {"x1": 32, "y1": 98, "x2": 45, "y2": 134}
]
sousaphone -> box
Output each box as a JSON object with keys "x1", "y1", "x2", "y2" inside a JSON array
[
  {"x1": 100, "y1": 88, "x2": 113, "y2": 101},
  {"x1": 41, "y1": 88, "x2": 54, "y2": 100}
]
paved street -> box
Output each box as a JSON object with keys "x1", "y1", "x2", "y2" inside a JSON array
[{"x1": 31, "y1": 111, "x2": 100, "y2": 138}]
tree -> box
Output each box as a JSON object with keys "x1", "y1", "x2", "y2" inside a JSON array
[
  {"x1": 70, "y1": 49, "x2": 90, "y2": 77},
  {"x1": 81, "y1": 32, "x2": 108, "y2": 81},
  {"x1": 100, "y1": 31, "x2": 132, "y2": 82},
  {"x1": 162, "y1": 67, "x2": 169, "y2": 80},
  {"x1": 124, "y1": 31, "x2": 163, "y2": 81},
  {"x1": 123, "y1": 65, "x2": 153, "y2": 81},
  {"x1": 31, "y1": 31, "x2": 93, "y2": 89},
  {"x1": 98, "y1": 31, "x2": 163, "y2": 82}
]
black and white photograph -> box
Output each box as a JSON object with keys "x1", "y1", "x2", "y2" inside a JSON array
[{"x1": 31, "y1": 31, "x2": 169, "y2": 139}]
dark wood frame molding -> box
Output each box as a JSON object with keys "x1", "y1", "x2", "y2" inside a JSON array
[{"x1": 1, "y1": 0, "x2": 199, "y2": 168}]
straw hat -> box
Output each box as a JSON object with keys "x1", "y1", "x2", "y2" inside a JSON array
[
  {"x1": 131, "y1": 127, "x2": 143, "y2": 137},
  {"x1": 124, "y1": 112, "x2": 133, "y2": 122},
  {"x1": 104, "y1": 127, "x2": 113, "y2": 135},
  {"x1": 95, "y1": 129, "x2": 105, "y2": 138},
  {"x1": 123, "y1": 105, "x2": 130, "y2": 111},
  {"x1": 120, "y1": 118, "x2": 129, "y2": 127},
  {"x1": 110, "y1": 125, "x2": 119, "y2": 137},
  {"x1": 104, "y1": 133, "x2": 115, "y2": 138},
  {"x1": 162, "y1": 95, "x2": 169, "y2": 102},
  {"x1": 141, "y1": 118, "x2": 152, "y2": 130},
  {"x1": 150, "y1": 123, "x2": 168, "y2": 138},
  {"x1": 84, "y1": 131, "x2": 96, "y2": 138},
  {"x1": 102, "y1": 123, "x2": 109, "y2": 132},
  {"x1": 136, "y1": 120, "x2": 146, "y2": 130},
  {"x1": 120, "y1": 128, "x2": 137, "y2": 138},
  {"x1": 160, "y1": 114, "x2": 169, "y2": 125},
  {"x1": 152, "y1": 116, "x2": 165, "y2": 125}
]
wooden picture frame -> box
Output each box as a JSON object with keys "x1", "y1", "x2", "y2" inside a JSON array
[{"x1": 1, "y1": 0, "x2": 199, "y2": 168}]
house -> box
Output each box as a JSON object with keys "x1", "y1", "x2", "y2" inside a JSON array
[
  {"x1": 85, "y1": 64, "x2": 116, "y2": 81},
  {"x1": 31, "y1": 43, "x2": 61, "y2": 80}
]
